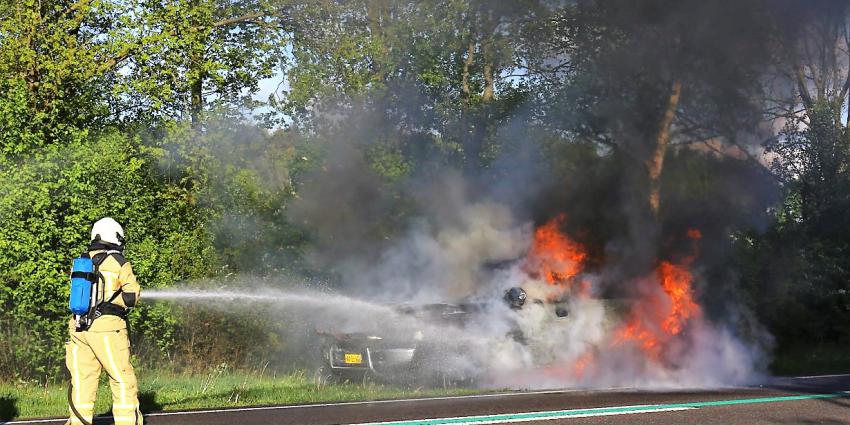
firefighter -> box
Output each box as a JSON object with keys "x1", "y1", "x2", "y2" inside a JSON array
[{"x1": 66, "y1": 217, "x2": 143, "y2": 425}]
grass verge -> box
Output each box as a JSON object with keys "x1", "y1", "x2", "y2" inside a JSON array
[
  {"x1": 770, "y1": 343, "x2": 850, "y2": 376},
  {"x1": 0, "y1": 368, "x2": 482, "y2": 420}
]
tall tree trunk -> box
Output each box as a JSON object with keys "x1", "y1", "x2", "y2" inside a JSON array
[
  {"x1": 647, "y1": 79, "x2": 682, "y2": 215},
  {"x1": 461, "y1": 41, "x2": 474, "y2": 98},
  {"x1": 190, "y1": 74, "x2": 203, "y2": 126},
  {"x1": 366, "y1": 0, "x2": 389, "y2": 84},
  {"x1": 460, "y1": 41, "x2": 475, "y2": 165},
  {"x1": 482, "y1": 43, "x2": 494, "y2": 103},
  {"x1": 189, "y1": 39, "x2": 203, "y2": 126},
  {"x1": 468, "y1": 42, "x2": 495, "y2": 171},
  {"x1": 189, "y1": 0, "x2": 204, "y2": 127},
  {"x1": 189, "y1": 40, "x2": 205, "y2": 127}
]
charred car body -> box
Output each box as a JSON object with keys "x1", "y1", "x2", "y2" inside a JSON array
[{"x1": 314, "y1": 287, "x2": 573, "y2": 385}]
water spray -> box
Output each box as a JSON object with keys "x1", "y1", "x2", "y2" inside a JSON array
[{"x1": 143, "y1": 288, "x2": 399, "y2": 318}]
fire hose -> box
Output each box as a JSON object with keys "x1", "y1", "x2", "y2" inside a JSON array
[{"x1": 66, "y1": 374, "x2": 93, "y2": 425}]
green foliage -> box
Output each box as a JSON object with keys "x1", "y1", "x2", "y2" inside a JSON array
[
  {"x1": 281, "y1": 0, "x2": 540, "y2": 171},
  {"x1": 118, "y1": 0, "x2": 288, "y2": 122},
  {"x1": 0, "y1": 0, "x2": 288, "y2": 157},
  {"x1": 0, "y1": 130, "x2": 218, "y2": 378},
  {"x1": 1, "y1": 0, "x2": 850, "y2": 384},
  {"x1": 151, "y1": 118, "x2": 314, "y2": 274},
  {"x1": 748, "y1": 101, "x2": 850, "y2": 347},
  {"x1": 770, "y1": 343, "x2": 850, "y2": 376},
  {"x1": 0, "y1": 0, "x2": 128, "y2": 153},
  {"x1": 367, "y1": 144, "x2": 413, "y2": 181}
]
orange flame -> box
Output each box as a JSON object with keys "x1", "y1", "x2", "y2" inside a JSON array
[
  {"x1": 613, "y1": 230, "x2": 702, "y2": 361},
  {"x1": 524, "y1": 219, "x2": 706, "y2": 372},
  {"x1": 658, "y1": 261, "x2": 700, "y2": 335},
  {"x1": 525, "y1": 214, "x2": 587, "y2": 286},
  {"x1": 616, "y1": 319, "x2": 663, "y2": 358},
  {"x1": 572, "y1": 350, "x2": 595, "y2": 378}
]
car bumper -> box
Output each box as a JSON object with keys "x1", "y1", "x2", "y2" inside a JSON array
[{"x1": 327, "y1": 346, "x2": 417, "y2": 372}]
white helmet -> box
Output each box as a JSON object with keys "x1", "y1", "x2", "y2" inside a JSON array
[{"x1": 91, "y1": 217, "x2": 125, "y2": 246}]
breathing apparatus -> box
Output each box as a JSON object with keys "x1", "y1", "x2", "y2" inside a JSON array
[{"x1": 69, "y1": 249, "x2": 124, "y2": 331}]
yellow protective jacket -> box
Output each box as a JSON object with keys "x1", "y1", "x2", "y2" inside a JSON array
[{"x1": 68, "y1": 248, "x2": 140, "y2": 332}]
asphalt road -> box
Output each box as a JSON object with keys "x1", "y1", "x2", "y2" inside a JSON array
[{"x1": 5, "y1": 374, "x2": 850, "y2": 425}]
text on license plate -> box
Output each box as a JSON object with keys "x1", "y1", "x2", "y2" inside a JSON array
[{"x1": 344, "y1": 353, "x2": 363, "y2": 364}]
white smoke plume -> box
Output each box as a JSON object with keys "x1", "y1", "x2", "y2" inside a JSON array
[
  {"x1": 326, "y1": 193, "x2": 768, "y2": 389},
  {"x1": 150, "y1": 174, "x2": 767, "y2": 389}
]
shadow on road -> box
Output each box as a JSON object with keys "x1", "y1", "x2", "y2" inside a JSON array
[
  {"x1": 0, "y1": 396, "x2": 18, "y2": 421},
  {"x1": 762, "y1": 375, "x2": 850, "y2": 412},
  {"x1": 769, "y1": 415, "x2": 850, "y2": 425},
  {"x1": 85, "y1": 392, "x2": 163, "y2": 424}
]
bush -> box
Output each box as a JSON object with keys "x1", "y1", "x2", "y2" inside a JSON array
[{"x1": 0, "y1": 130, "x2": 218, "y2": 379}]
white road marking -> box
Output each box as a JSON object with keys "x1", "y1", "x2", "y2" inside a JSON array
[
  {"x1": 790, "y1": 373, "x2": 850, "y2": 379},
  {"x1": 350, "y1": 406, "x2": 696, "y2": 425},
  {"x1": 0, "y1": 388, "x2": 612, "y2": 424}
]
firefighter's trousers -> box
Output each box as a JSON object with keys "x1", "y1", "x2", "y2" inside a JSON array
[{"x1": 66, "y1": 327, "x2": 143, "y2": 425}]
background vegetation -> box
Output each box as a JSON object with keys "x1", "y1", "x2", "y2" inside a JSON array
[{"x1": 1, "y1": 0, "x2": 849, "y2": 386}]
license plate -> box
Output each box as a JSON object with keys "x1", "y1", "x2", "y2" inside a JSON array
[{"x1": 344, "y1": 353, "x2": 363, "y2": 364}]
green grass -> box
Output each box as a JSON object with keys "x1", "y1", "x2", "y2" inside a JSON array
[
  {"x1": 0, "y1": 368, "x2": 483, "y2": 420},
  {"x1": 770, "y1": 343, "x2": 850, "y2": 376}
]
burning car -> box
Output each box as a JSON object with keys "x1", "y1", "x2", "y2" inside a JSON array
[
  {"x1": 313, "y1": 215, "x2": 712, "y2": 388},
  {"x1": 313, "y1": 288, "x2": 573, "y2": 386}
]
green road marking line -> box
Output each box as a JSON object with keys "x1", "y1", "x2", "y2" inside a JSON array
[
  {"x1": 683, "y1": 392, "x2": 850, "y2": 408},
  {"x1": 352, "y1": 391, "x2": 850, "y2": 425}
]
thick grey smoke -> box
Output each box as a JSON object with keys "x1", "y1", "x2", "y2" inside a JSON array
[
  {"x1": 309, "y1": 174, "x2": 532, "y2": 302},
  {"x1": 151, "y1": 0, "x2": 803, "y2": 389},
  {"x1": 267, "y1": 96, "x2": 769, "y2": 389},
  {"x1": 148, "y1": 122, "x2": 772, "y2": 389}
]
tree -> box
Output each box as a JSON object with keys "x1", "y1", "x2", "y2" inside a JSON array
[
  {"x1": 0, "y1": 0, "x2": 289, "y2": 156},
  {"x1": 754, "y1": 2, "x2": 850, "y2": 345},
  {"x1": 0, "y1": 0, "x2": 120, "y2": 153},
  {"x1": 278, "y1": 0, "x2": 544, "y2": 171},
  {"x1": 124, "y1": 0, "x2": 290, "y2": 125},
  {"x1": 538, "y1": 0, "x2": 775, "y2": 217}
]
